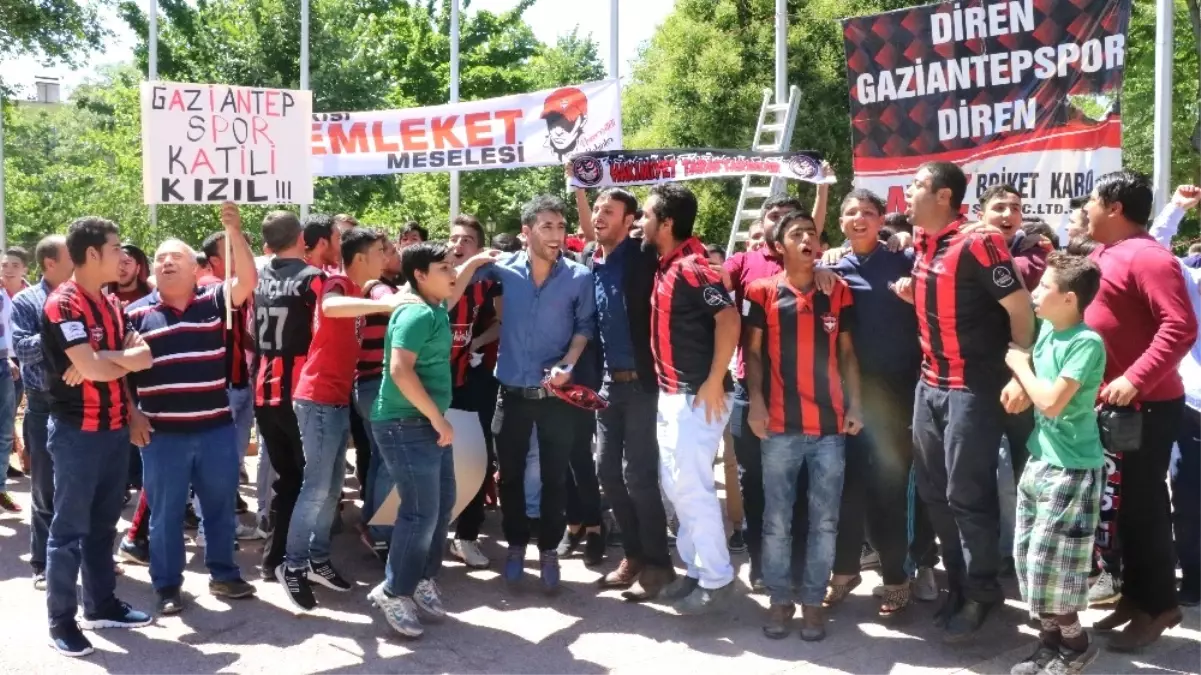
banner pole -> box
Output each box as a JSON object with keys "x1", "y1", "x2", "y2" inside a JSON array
[
  {"x1": 224, "y1": 232, "x2": 233, "y2": 329},
  {"x1": 609, "y1": 0, "x2": 619, "y2": 80},
  {"x1": 300, "y1": 0, "x2": 310, "y2": 220},
  {"x1": 774, "y1": 0, "x2": 787, "y2": 104},
  {"x1": 449, "y1": 0, "x2": 461, "y2": 220},
  {"x1": 149, "y1": 0, "x2": 158, "y2": 230},
  {"x1": 1152, "y1": 0, "x2": 1174, "y2": 216}
]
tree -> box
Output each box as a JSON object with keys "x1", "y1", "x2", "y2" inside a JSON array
[{"x1": 0, "y1": 0, "x2": 108, "y2": 94}]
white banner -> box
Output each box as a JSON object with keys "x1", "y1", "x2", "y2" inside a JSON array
[
  {"x1": 141, "y1": 81, "x2": 313, "y2": 205},
  {"x1": 311, "y1": 79, "x2": 622, "y2": 177}
]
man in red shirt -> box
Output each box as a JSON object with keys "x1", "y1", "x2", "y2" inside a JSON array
[
  {"x1": 278, "y1": 222, "x2": 400, "y2": 612},
  {"x1": 1082, "y1": 171, "x2": 1197, "y2": 651}
]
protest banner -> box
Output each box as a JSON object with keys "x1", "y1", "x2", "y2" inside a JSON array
[
  {"x1": 842, "y1": 0, "x2": 1132, "y2": 235},
  {"x1": 566, "y1": 149, "x2": 833, "y2": 189},
  {"x1": 311, "y1": 80, "x2": 622, "y2": 176},
  {"x1": 141, "y1": 82, "x2": 314, "y2": 205}
]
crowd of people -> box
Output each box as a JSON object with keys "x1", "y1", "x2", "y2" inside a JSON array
[{"x1": 0, "y1": 159, "x2": 1196, "y2": 675}]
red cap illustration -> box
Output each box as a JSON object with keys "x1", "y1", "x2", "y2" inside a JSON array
[{"x1": 541, "y1": 87, "x2": 588, "y2": 123}]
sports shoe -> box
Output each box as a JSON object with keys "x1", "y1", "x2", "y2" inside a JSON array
[
  {"x1": 33, "y1": 569, "x2": 46, "y2": 591},
  {"x1": 414, "y1": 579, "x2": 447, "y2": 621},
  {"x1": 119, "y1": 538, "x2": 150, "y2": 565},
  {"x1": 1010, "y1": 642, "x2": 1060, "y2": 675},
  {"x1": 275, "y1": 564, "x2": 317, "y2": 611},
  {"x1": 367, "y1": 582, "x2": 423, "y2": 638},
  {"x1": 556, "y1": 528, "x2": 584, "y2": 557},
  {"x1": 504, "y1": 546, "x2": 524, "y2": 584},
  {"x1": 49, "y1": 622, "x2": 94, "y2": 657},
  {"x1": 672, "y1": 580, "x2": 735, "y2": 615},
  {"x1": 236, "y1": 523, "x2": 268, "y2": 540},
  {"x1": 859, "y1": 544, "x2": 881, "y2": 570},
  {"x1": 582, "y1": 530, "x2": 605, "y2": 567},
  {"x1": 912, "y1": 566, "x2": 939, "y2": 602},
  {"x1": 728, "y1": 529, "x2": 748, "y2": 554},
  {"x1": 1088, "y1": 571, "x2": 1120, "y2": 606},
  {"x1": 540, "y1": 550, "x2": 561, "y2": 595},
  {"x1": 79, "y1": 600, "x2": 153, "y2": 629},
  {"x1": 0, "y1": 492, "x2": 23, "y2": 513},
  {"x1": 450, "y1": 539, "x2": 489, "y2": 569},
  {"x1": 157, "y1": 587, "x2": 185, "y2": 615},
  {"x1": 209, "y1": 578, "x2": 257, "y2": 599},
  {"x1": 1047, "y1": 636, "x2": 1100, "y2": 675},
  {"x1": 308, "y1": 560, "x2": 352, "y2": 591}
]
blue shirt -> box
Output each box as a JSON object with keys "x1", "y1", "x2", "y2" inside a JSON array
[
  {"x1": 125, "y1": 286, "x2": 232, "y2": 433},
  {"x1": 831, "y1": 244, "x2": 921, "y2": 377},
  {"x1": 477, "y1": 251, "x2": 596, "y2": 388},
  {"x1": 592, "y1": 237, "x2": 638, "y2": 374},
  {"x1": 12, "y1": 279, "x2": 51, "y2": 392}
]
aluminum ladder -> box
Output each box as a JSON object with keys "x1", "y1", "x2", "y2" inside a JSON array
[{"x1": 724, "y1": 85, "x2": 801, "y2": 256}]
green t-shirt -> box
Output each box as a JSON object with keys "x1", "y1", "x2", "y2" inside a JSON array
[
  {"x1": 372, "y1": 302, "x2": 452, "y2": 422},
  {"x1": 1029, "y1": 320, "x2": 1107, "y2": 469}
]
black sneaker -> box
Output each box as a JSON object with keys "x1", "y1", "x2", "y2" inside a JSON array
[
  {"x1": 80, "y1": 600, "x2": 153, "y2": 629},
  {"x1": 157, "y1": 587, "x2": 185, "y2": 615},
  {"x1": 728, "y1": 529, "x2": 748, "y2": 554},
  {"x1": 308, "y1": 560, "x2": 352, "y2": 592},
  {"x1": 49, "y1": 622, "x2": 94, "y2": 657},
  {"x1": 275, "y1": 564, "x2": 317, "y2": 611},
  {"x1": 942, "y1": 599, "x2": 995, "y2": 643},
  {"x1": 183, "y1": 503, "x2": 200, "y2": 530},
  {"x1": 583, "y1": 530, "x2": 605, "y2": 567},
  {"x1": 210, "y1": 578, "x2": 257, "y2": 599},
  {"x1": 556, "y1": 528, "x2": 584, "y2": 558},
  {"x1": 118, "y1": 538, "x2": 150, "y2": 566}
]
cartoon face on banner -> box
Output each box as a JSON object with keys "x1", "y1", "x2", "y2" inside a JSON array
[{"x1": 542, "y1": 87, "x2": 588, "y2": 160}]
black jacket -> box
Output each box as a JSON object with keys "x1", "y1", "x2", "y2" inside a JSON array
[{"x1": 581, "y1": 240, "x2": 660, "y2": 394}]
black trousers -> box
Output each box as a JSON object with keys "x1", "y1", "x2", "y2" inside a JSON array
[
  {"x1": 453, "y1": 366, "x2": 499, "y2": 541},
  {"x1": 492, "y1": 392, "x2": 574, "y2": 551},
  {"x1": 565, "y1": 405, "x2": 602, "y2": 528},
  {"x1": 1173, "y1": 405, "x2": 1201, "y2": 591},
  {"x1": 1120, "y1": 397, "x2": 1184, "y2": 615},
  {"x1": 1003, "y1": 409, "x2": 1035, "y2": 481},
  {"x1": 596, "y1": 381, "x2": 670, "y2": 567},
  {"x1": 255, "y1": 404, "x2": 305, "y2": 571},
  {"x1": 833, "y1": 372, "x2": 922, "y2": 585}
]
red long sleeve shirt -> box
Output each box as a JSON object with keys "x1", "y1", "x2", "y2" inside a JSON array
[{"x1": 1084, "y1": 233, "x2": 1198, "y2": 402}]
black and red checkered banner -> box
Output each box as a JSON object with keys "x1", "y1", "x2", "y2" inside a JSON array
[{"x1": 842, "y1": 0, "x2": 1132, "y2": 234}]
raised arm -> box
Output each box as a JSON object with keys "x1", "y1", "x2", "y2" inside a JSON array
[{"x1": 220, "y1": 202, "x2": 258, "y2": 307}]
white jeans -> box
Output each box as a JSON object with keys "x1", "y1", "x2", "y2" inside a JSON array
[{"x1": 657, "y1": 390, "x2": 734, "y2": 589}]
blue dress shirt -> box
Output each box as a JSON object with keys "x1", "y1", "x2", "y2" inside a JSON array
[
  {"x1": 591, "y1": 237, "x2": 638, "y2": 374},
  {"x1": 12, "y1": 278, "x2": 51, "y2": 392}
]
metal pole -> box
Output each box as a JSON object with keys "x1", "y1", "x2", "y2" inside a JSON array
[
  {"x1": 449, "y1": 0, "x2": 461, "y2": 220},
  {"x1": 1152, "y1": 0, "x2": 1174, "y2": 216},
  {"x1": 149, "y1": 0, "x2": 158, "y2": 229},
  {"x1": 609, "y1": 0, "x2": 619, "y2": 80},
  {"x1": 300, "y1": 0, "x2": 310, "y2": 219},
  {"x1": 774, "y1": 0, "x2": 787, "y2": 104}
]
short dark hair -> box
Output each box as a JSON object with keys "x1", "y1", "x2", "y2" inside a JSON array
[
  {"x1": 66, "y1": 217, "x2": 119, "y2": 266},
  {"x1": 1023, "y1": 221, "x2": 1060, "y2": 249},
  {"x1": 1094, "y1": 170, "x2": 1154, "y2": 227},
  {"x1": 1045, "y1": 251, "x2": 1102, "y2": 312},
  {"x1": 1065, "y1": 235, "x2": 1099, "y2": 256},
  {"x1": 919, "y1": 161, "x2": 968, "y2": 209},
  {"x1": 451, "y1": 215, "x2": 486, "y2": 249},
  {"x1": 840, "y1": 189, "x2": 886, "y2": 216},
  {"x1": 596, "y1": 188, "x2": 638, "y2": 217},
  {"x1": 491, "y1": 232, "x2": 522, "y2": 253},
  {"x1": 262, "y1": 211, "x2": 302, "y2": 252},
  {"x1": 520, "y1": 195, "x2": 567, "y2": 228},
  {"x1": 648, "y1": 183, "x2": 698, "y2": 241},
  {"x1": 401, "y1": 221, "x2": 428, "y2": 241},
  {"x1": 979, "y1": 184, "x2": 1022, "y2": 208},
  {"x1": 201, "y1": 231, "x2": 224, "y2": 260},
  {"x1": 1068, "y1": 196, "x2": 1089, "y2": 211},
  {"x1": 342, "y1": 227, "x2": 384, "y2": 268},
  {"x1": 195, "y1": 252, "x2": 209, "y2": 268},
  {"x1": 884, "y1": 212, "x2": 912, "y2": 234},
  {"x1": 768, "y1": 211, "x2": 818, "y2": 251},
  {"x1": 4, "y1": 246, "x2": 29, "y2": 266},
  {"x1": 705, "y1": 244, "x2": 726, "y2": 261},
  {"x1": 34, "y1": 235, "x2": 66, "y2": 269},
  {"x1": 400, "y1": 241, "x2": 450, "y2": 289},
  {"x1": 302, "y1": 214, "x2": 337, "y2": 251},
  {"x1": 762, "y1": 195, "x2": 804, "y2": 216}
]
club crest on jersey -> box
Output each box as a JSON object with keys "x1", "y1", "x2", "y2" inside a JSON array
[
  {"x1": 992, "y1": 267, "x2": 1015, "y2": 288},
  {"x1": 90, "y1": 324, "x2": 107, "y2": 345},
  {"x1": 451, "y1": 324, "x2": 472, "y2": 348},
  {"x1": 821, "y1": 313, "x2": 838, "y2": 334},
  {"x1": 702, "y1": 287, "x2": 727, "y2": 307}
]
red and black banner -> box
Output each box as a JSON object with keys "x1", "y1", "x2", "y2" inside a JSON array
[{"x1": 566, "y1": 149, "x2": 831, "y2": 189}]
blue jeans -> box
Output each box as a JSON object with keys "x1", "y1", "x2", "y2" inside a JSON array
[
  {"x1": 285, "y1": 400, "x2": 350, "y2": 570},
  {"x1": 142, "y1": 424, "x2": 241, "y2": 591},
  {"x1": 353, "y1": 377, "x2": 392, "y2": 544},
  {"x1": 45, "y1": 418, "x2": 130, "y2": 627},
  {"x1": 0, "y1": 367, "x2": 15, "y2": 494},
  {"x1": 26, "y1": 389, "x2": 53, "y2": 571},
  {"x1": 761, "y1": 433, "x2": 846, "y2": 607},
  {"x1": 193, "y1": 387, "x2": 254, "y2": 541},
  {"x1": 371, "y1": 418, "x2": 456, "y2": 597}
]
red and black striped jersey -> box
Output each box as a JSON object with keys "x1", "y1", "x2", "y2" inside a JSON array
[
  {"x1": 450, "y1": 279, "x2": 500, "y2": 389},
  {"x1": 355, "y1": 278, "x2": 400, "y2": 382},
  {"x1": 200, "y1": 279, "x2": 251, "y2": 389},
  {"x1": 650, "y1": 237, "x2": 735, "y2": 394},
  {"x1": 744, "y1": 275, "x2": 854, "y2": 436},
  {"x1": 41, "y1": 281, "x2": 130, "y2": 431},
  {"x1": 253, "y1": 258, "x2": 324, "y2": 407},
  {"x1": 913, "y1": 221, "x2": 1022, "y2": 390}
]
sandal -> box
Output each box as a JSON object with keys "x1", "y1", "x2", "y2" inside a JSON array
[
  {"x1": 822, "y1": 575, "x2": 862, "y2": 608},
  {"x1": 878, "y1": 583, "x2": 911, "y2": 617}
]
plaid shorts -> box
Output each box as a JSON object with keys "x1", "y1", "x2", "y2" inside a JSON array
[{"x1": 1014, "y1": 458, "x2": 1103, "y2": 616}]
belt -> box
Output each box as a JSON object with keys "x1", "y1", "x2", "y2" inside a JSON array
[
  {"x1": 608, "y1": 370, "x2": 640, "y2": 384},
  {"x1": 503, "y1": 385, "x2": 550, "y2": 400}
]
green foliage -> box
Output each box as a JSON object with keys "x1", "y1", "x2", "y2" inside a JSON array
[{"x1": 0, "y1": 0, "x2": 109, "y2": 94}]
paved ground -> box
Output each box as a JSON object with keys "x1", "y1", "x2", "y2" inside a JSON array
[{"x1": 0, "y1": 454, "x2": 1197, "y2": 675}]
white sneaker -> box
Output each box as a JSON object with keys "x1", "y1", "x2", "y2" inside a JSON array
[
  {"x1": 912, "y1": 566, "x2": 939, "y2": 602},
  {"x1": 450, "y1": 539, "x2": 489, "y2": 569},
  {"x1": 413, "y1": 578, "x2": 447, "y2": 621},
  {"x1": 367, "y1": 583, "x2": 423, "y2": 637},
  {"x1": 1088, "y1": 571, "x2": 1121, "y2": 606},
  {"x1": 236, "y1": 523, "x2": 267, "y2": 540}
]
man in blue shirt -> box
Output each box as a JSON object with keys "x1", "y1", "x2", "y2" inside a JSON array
[
  {"x1": 11, "y1": 234, "x2": 73, "y2": 589},
  {"x1": 462, "y1": 194, "x2": 596, "y2": 594}
]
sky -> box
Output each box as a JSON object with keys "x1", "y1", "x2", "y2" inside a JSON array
[{"x1": 0, "y1": 0, "x2": 675, "y2": 100}]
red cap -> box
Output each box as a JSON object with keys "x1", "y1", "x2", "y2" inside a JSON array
[{"x1": 541, "y1": 87, "x2": 588, "y2": 123}]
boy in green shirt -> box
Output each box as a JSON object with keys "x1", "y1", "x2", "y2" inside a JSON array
[
  {"x1": 1004, "y1": 251, "x2": 1106, "y2": 675},
  {"x1": 367, "y1": 242, "x2": 457, "y2": 639}
]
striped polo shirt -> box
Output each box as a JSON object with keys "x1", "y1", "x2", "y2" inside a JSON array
[{"x1": 125, "y1": 286, "x2": 232, "y2": 433}]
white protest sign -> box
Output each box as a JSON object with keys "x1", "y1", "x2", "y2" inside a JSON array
[{"x1": 141, "y1": 81, "x2": 313, "y2": 205}]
